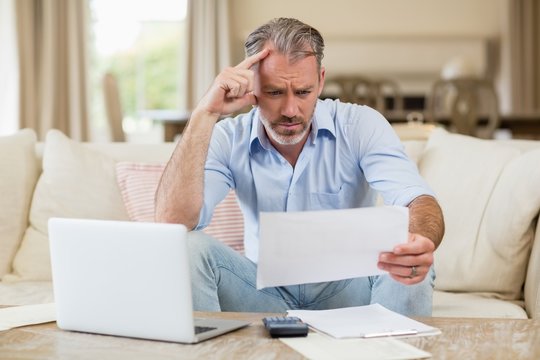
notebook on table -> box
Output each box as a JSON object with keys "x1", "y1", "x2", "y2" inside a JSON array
[{"x1": 48, "y1": 217, "x2": 250, "y2": 343}]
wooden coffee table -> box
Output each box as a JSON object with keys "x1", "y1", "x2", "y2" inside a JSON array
[{"x1": 1, "y1": 312, "x2": 539, "y2": 359}]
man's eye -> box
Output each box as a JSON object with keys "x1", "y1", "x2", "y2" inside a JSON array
[
  {"x1": 297, "y1": 90, "x2": 311, "y2": 96},
  {"x1": 267, "y1": 91, "x2": 282, "y2": 96}
]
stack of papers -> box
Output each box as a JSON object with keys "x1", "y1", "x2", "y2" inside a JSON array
[
  {"x1": 287, "y1": 303, "x2": 440, "y2": 339},
  {"x1": 280, "y1": 333, "x2": 432, "y2": 360},
  {"x1": 0, "y1": 303, "x2": 56, "y2": 331}
]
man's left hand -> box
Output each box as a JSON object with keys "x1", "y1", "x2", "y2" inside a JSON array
[{"x1": 377, "y1": 233, "x2": 435, "y2": 285}]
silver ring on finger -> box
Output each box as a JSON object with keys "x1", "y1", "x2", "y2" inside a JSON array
[{"x1": 409, "y1": 265, "x2": 418, "y2": 278}]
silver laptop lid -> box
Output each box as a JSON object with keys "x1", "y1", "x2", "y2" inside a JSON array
[{"x1": 48, "y1": 218, "x2": 197, "y2": 343}]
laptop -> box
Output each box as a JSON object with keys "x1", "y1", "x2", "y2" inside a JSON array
[{"x1": 48, "y1": 217, "x2": 250, "y2": 343}]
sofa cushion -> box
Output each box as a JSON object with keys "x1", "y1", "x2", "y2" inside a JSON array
[
  {"x1": 0, "y1": 281, "x2": 54, "y2": 306},
  {"x1": 0, "y1": 129, "x2": 39, "y2": 278},
  {"x1": 4, "y1": 130, "x2": 131, "y2": 281},
  {"x1": 419, "y1": 129, "x2": 540, "y2": 300},
  {"x1": 433, "y1": 291, "x2": 527, "y2": 319},
  {"x1": 115, "y1": 162, "x2": 244, "y2": 252}
]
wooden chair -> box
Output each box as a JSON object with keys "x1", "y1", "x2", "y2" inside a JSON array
[
  {"x1": 372, "y1": 78, "x2": 403, "y2": 113},
  {"x1": 102, "y1": 72, "x2": 126, "y2": 142},
  {"x1": 322, "y1": 76, "x2": 403, "y2": 114},
  {"x1": 322, "y1": 76, "x2": 377, "y2": 106},
  {"x1": 427, "y1": 77, "x2": 500, "y2": 138}
]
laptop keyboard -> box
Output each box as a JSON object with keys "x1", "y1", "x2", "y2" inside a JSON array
[{"x1": 195, "y1": 325, "x2": 217, "y2": 334}]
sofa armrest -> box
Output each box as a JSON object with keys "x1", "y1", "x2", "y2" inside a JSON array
[{"x1": 525, "y1": 215, "x2": 540, "y2": 318}]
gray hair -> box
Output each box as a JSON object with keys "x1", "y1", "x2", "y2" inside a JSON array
[{"x1": 244, "y1": 18, "x2": 325, "y2": 70}]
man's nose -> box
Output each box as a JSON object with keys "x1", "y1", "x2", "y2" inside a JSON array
[{"x1": 281, "y1": 93, "x2": 298, "y2": 118}]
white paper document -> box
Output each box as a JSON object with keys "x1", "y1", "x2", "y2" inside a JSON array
[
  {"x1": 287, "y1": 303, "x2": 440, "y2": 339},
  {"x1": 257, "y1": 206, "x2": 408, "y2": 289},
  {"x1": 281, "y1": 332, "x2": 432, "y2": 360},
  {"x1": 0, "y1": 303, "x2": 56, "y2": 331}
]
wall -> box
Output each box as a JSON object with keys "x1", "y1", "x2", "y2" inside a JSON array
[
  {"x1": 229, "y1": 0, "x2": 504, "y2": 95},
  {"x1": 230, "y1": 0, "x2": 501, "y2": 39}
]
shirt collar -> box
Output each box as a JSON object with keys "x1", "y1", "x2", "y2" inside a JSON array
[
  {"x1": 249, "y1": 99, "x2": 336, "y2": 154},
  {"x1": 312, "y1": 99, "x2": 336, "y2": 140}
]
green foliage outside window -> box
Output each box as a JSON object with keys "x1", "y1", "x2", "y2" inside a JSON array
[{"x1": 102, "y1": 23, "x2": 186, "y2": 118}]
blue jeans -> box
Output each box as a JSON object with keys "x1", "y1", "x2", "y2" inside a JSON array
[{"x1": 187, "y1": 231, "x2": 435, "y2": 317}]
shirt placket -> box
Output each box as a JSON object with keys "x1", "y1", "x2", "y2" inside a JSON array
[{"x1": 285, "y1": 142, "x2": 315, "y2": 212}]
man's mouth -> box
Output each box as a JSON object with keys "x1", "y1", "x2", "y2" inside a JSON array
[
  {"x1": 280, "y1": 123, "x2": 299, "y2": 127},
  {"x1": 277, "y1": 123, "x2": 301, "y2": 131}
]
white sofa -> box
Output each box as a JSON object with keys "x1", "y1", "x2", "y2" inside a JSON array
[{"x1": 1, "y1": 127, "x2": 539, "y2": 319}]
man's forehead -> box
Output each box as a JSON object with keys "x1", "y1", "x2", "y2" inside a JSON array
[
  {"x1": 257, "y1": 67, "x2": 318, "y2": 87},
  {"x1": 257, "y1": 49, "x2": 318, "y2": 73}
]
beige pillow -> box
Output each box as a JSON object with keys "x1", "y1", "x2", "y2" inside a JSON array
[
  {"x1": 4, "y1": 130, "x2": 129, "y2": 281},
  {"x1": 419, "y1": 129, "x2": 540, "y2": 300},
  {"x1": 0, "y1": 129, "x2": 39, "y2": 278}
]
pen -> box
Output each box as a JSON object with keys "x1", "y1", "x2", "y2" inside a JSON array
[{"x1": 363, "y1": 329, "x2": 418, "y2": 338}]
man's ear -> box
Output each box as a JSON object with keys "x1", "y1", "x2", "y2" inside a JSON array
[{"x1": 318, "y1": 67, "x2": 326, "y2": 96}]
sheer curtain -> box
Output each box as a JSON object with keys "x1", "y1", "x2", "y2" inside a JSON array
[
  {"x1": 186, "y1": 0, "x2": 232, "y2": 109},
  {"x1": 15, "y1": 0, "x2": 89, "y2": 141},
  {"x1": 507, "y1": 0, "x2": 540, "y2": 113},
  {"x1": 0, "y1": 0, "x2": 19, "y2": 136}
]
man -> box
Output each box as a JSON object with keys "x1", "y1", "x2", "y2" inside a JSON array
[{"x1": 155, "y1": 18, "x2": 444, "y2": 316}]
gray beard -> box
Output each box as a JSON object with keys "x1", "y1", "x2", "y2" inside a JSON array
[{"x1": 259, "y1": 114, "x2": 310, "y2": 146}]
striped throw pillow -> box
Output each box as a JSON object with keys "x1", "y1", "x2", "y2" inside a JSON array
[{"x1": 115, "y1": 162, "x2": 244, "y2": 253}]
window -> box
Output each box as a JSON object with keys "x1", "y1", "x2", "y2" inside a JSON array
[
  {"x1": 0, "y1": 0, "x2": 18, "y2": 136},
  {"x1": 89, "y1": 0, "x2": 187, "y2": 142}
]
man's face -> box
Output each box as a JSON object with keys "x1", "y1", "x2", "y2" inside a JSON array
[{"x1": 254, "y1": 46, "x2": 325, "y2": 146}]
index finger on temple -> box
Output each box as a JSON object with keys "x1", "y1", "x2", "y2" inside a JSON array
[{"x1": 236, "y1": 48, "x2": 270, "y2": 69}]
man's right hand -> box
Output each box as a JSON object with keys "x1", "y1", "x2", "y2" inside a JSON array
[
  {"x1": 155, "y1": 48, "x2": 270, "y2": 228},
  {"x1": 197, "y1": 48, "x2": 270, "y2": 117}
]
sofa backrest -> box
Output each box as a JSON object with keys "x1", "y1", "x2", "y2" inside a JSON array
[
  {"x1": 419, "y1": 129, "x2": 540, "y2": 301},
  {"x1": 4, "y1": 131, "x2": 177, "y2": 281},
  {"x1": 0, "y1": 130, "x2": 39, "y2": 278},
  {"x1": 3, "y1": 128, "x2": 540, "y2": 315}
]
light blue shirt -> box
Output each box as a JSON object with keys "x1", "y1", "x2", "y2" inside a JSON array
[{"x1": 197, "y1": 99, "x2": 434, "y2": 262}]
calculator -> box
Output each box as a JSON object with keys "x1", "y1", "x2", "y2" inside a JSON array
[{"x1": 262, "y1": 316, "x2": 309, "y2": 337}]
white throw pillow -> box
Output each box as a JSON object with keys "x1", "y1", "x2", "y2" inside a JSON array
[
  {"x1": 0, "y1": 129, "x2": 39, "y2": 278},
  {"x1": 4, "y1": 130, "x2": 129, "y2": 281},
  {"x1": 419, "y1": 129, "x2": 540, "y2": 300}
]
